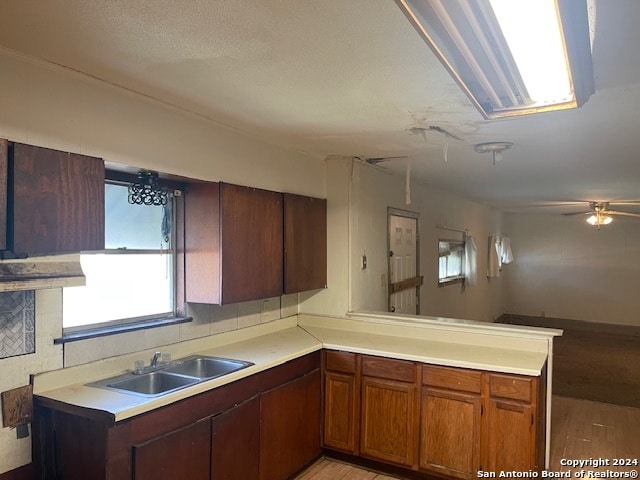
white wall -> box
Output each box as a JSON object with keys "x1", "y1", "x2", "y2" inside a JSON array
[
  {"x1": 0, "y1": 48, "x2": 325, "y2": 194},
  {"x1": 302, "y1": 157, "x2": 505, "y2": 323},
  {"x1": 504, "y1": 212, "x2": 640, "y2": 327}
]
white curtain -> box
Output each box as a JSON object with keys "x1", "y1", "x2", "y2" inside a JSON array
[
  {"x1": 487, "y1": 234, "x2": 514, "y2": 278},
  {"x1": 487, "y1": 234, "x2": 501, "y2": 277},
  {"x1": 464, "y1": 235, "x2": 477, "y2": 286},
  {"x1": 500, "y1": 236, "x2": 514, "y2": 264}
]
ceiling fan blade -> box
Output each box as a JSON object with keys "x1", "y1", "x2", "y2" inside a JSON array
[
  {"x1": 364, "y1": 156, "x2": 408, "y2": 165},
  {"x1": 562, "y1": 211, "x2": 592, "y2": 216},
  {"x1": 607, "y1": 210, "x2": 640, "y2": 218}
]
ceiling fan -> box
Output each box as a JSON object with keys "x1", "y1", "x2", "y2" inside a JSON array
[{"x1": 562, "y1": 202, "x2": 640, "y2": 228}]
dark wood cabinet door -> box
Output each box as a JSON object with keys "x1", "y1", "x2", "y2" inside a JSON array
[
  {"x1": 0, "y1": 139, "x2": 7, "y2": 251},
  {"x1": 185, "y1": 182, "x2": 284, "y2": 304},
  {"x1": 133, "y1": 419, "x2": 211, "y2": 480},
  {"x1": 211, "y1": 396, "x2": 260, "y2": 480},
  {"x1": 185, "y1": 181, "x2": 221, "y2": 304},
  {"x1": 360, "y1": 376, "x2": 418, "y2": 468},
  {"x1": 283, "y1": 193, "x2": 327, "y2": 293},
  {"x1": 420, "y1": 387, "x2": 481, "y2": 479},
  {"x1": 260, "y1": 370, "x2": 321, "y2": 480},
  {"x1": 220, "y1": 183, "x2": 283, "y2": 304},
  {"x1": 12, "y1": 143, "x2": 104, "y2": 255}
]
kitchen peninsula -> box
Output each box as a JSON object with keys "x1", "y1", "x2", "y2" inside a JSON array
[{"x1": 32, "y1": 312, "x2": 561, "y2": 480}]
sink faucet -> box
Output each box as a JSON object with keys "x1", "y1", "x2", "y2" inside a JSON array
[{"x1": 150, "y1": 351, "x2": 162, "y2": 368}]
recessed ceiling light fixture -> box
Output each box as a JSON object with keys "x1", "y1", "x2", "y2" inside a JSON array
[
  {"x1": 474, "y1": 141, "x2": 513, "y2": 165},
  {"x1": 395, "y1": 0, "x2": 594, "y2": 119}
]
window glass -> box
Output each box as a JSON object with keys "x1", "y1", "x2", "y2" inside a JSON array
[
  {"x1": 63, "y1": 183, "x2": 175, "y2": 330},
  {"x1": 438, "y1": 239, "x2": 465, "y2": 284},
  {"x1": 105, "y1": 183, "x2": 169, "y2": 249}
]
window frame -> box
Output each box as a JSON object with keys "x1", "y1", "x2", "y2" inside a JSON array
[
  {"x1": 56, "y1": 170, "x2": 189, "y2": 343},
  {"x1": 438, "y1": 238, "x2": 465, "y2": 286}
]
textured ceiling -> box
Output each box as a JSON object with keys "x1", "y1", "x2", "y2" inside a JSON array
[{"x1": 1, "y1": 0, "x2": 640, "y2": 214}]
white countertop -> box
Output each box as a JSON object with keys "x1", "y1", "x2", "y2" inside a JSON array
[
  {"x1": 33, "y1": 313, "x2": 560, "y2": 422},
  {"x1": 34, "y1": 320, "x2": 321, "y2": 421}
]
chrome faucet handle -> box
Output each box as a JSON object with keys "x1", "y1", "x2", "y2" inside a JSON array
[{"x1": 151, "y1": 351, "x2": 162, "y2": 367}]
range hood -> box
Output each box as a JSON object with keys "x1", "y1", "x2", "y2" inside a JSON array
[{"x1": 0, "y1": 255, "x2": 85, "y2": 292}]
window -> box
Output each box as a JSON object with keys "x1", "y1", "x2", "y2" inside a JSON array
[
  {"x1": 62, "y1": 181, "x2": 177, "y2": 332},
  {"x1": 438, "y1": 239, "x2": 465, "y2": 285}
]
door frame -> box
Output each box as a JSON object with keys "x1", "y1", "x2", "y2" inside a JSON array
[{"x1": 387, "y1": 207, "x2": 421, "y2": 314}]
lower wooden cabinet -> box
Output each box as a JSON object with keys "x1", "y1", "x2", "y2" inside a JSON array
[
  {"x1": 260, "y1": 370, "x2": 321, "y2": 480},
  {"x1": 211, "y1": 396, "x2": 260, "y2": 480},
  {"x1": 360, "y1": 356, "x2": 418, "y2": 468},
  {"x1": 420, "y1": 365, "x2": 482, "y2": 479},
  {"x1": 484, "y1": 373, "x2": 540, "y2": 473},
  {"x1": 323, "y1": 351, "x2": 360, "y2": 454},
  {"x1": 133, "y1": 419, "x2": 211, "y2": 480},
  {"x1": 322, "y1": 352, "x2": 545, "y2": 478},
  {"x1": 33, "y1": 352, "x2": 321, "y2": 480}
]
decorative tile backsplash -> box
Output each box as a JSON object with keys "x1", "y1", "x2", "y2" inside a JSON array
[{"x1": 0, "y1": 291, "x2": 36, "y2": 359}]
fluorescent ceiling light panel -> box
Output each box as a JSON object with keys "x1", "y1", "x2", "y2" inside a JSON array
[{"x1": 396, "y1": 0, "x2": 594, "y2": 119}]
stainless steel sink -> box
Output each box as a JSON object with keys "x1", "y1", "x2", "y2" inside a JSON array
[
  {"x1": 106, "y1": 371, "x2": 199, "y2": 396},
  {"x1": 164, "y1": 356, "x2": 254, "y2": 379},
  {"x1": 87, "y1": 355, "x2": 254, "y2": 397}
]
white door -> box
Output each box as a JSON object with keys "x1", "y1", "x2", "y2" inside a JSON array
[{"x1": 388, "y1": 210, "x2": 420, "y2": 314}]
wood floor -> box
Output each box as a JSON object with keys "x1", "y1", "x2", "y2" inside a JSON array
[
  {"x1": 550, "y1": 395, "x2": 640, "y2": 471},
  {"x1": 297, "y1": 395, "x2": 640, "y2": 479},
  {"x1": 295, "y1": 457, "x2": 401, "y2": 480}
]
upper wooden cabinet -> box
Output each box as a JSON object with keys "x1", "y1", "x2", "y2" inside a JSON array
[
  {"x1": 221, "y1": 183, "x2": 283, "y2": 304},
  {"x1": 283, "y1": 193, "x2": 327, "y2": 294},
  {"x1": 0, "y1": 140, "x2": 105, "y2": 257},
  {"x1": 185, "y1": 182, "x2": 283, "y2": 304},
  {"x1": 185, "y1": 182, "x2": 327, "y2": 304}
]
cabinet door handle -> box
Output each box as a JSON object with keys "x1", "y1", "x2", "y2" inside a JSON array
[{"x1": 495, "y1": 401, "x2": 525, "y2": 413}]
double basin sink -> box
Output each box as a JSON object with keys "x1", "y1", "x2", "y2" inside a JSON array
[{"x1": 88, "y1": 355, "x2": 254, "y2": 398}]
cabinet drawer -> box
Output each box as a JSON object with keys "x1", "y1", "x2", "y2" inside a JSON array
[
  {"x1": 488, "y1": 373, "x2": 534, "y2": 402},
  {"x1": 422, "y1": 365, "x2": 482, "y2": 393},
  {"x1": 325, "y1": 350, "x2": 358, "y2": 374},
  {"x1": 362, "y1": 355, "x2": 415, "y2": 383}
]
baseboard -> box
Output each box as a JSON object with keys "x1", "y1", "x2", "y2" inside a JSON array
[
  {"x1": 498, "y1": 313, "x2": 640, "y2": 337},
  {"x1": 0, "y1": 463, "x2": 33, "y2": 480}
]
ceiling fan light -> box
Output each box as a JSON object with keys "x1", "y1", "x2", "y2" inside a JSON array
[{"x1": 586, "y1": 214, "x2": 612, "y2": 226}]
